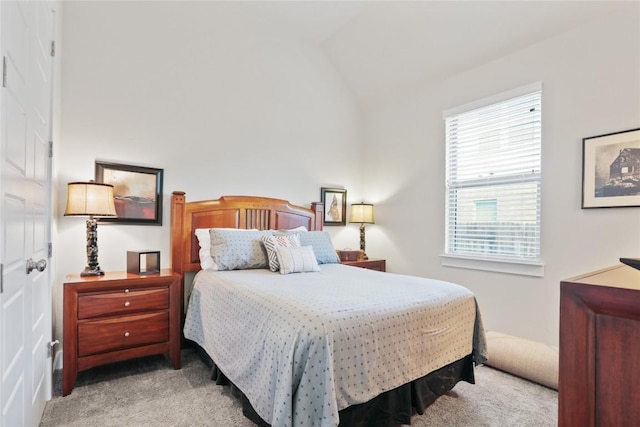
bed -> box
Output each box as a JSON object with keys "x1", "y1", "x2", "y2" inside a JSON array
[{"x1": 170, "y1": 192, "x2": 486, "y2": 427}]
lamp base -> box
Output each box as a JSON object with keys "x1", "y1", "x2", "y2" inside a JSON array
[
  {"x1": 359, "y1": 224, "x2": 369, "y2": 261},
  {"x1": 82, "y1": 216, "x2": 105, "y2": 277},
  {"x1": 81, "y1": 266, "x2": 105, "y2": 277}
]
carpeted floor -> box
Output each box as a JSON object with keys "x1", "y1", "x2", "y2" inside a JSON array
[{"x1": 40, "y1": 349, "x2": 557, "y2": 427}]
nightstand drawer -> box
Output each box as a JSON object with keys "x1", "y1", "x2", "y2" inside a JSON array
[
  {"x1": 78, "y1": 288, "x2": 169, "y2": 319},
  {"x1": 78, "y1": 311, "x2": 169, "y2": 357}
]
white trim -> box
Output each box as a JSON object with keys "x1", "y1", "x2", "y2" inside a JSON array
[
  {"x1": 443, "y1": 81, "x2": 543, "y2": 119},
  {"x1": 443, "y1": 83, "x2": 543, "y2": 266},
  {"x1": 53, "y1": 349, "x2": 63, "y2": 371},
  {"x1": 441, "y1": 254, "x2": 545, "y2": 277}
]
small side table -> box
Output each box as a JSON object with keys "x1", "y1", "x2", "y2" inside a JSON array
[
  {"x1": 62, "y1": 269, "x2": 181, "y2": 396},
  {"x1": 341, "y1": 258, "x2": 386, "y2": 272}
]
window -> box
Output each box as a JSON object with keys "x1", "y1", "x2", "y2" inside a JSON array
[
  {"x1": 474, "y1": 199, "x2": 497, "y2": 222},
  {"x1": 442, "y1": 83, "x2": 543, "y2": 276}
]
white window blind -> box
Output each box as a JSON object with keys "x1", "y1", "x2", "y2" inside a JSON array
[{"x1": 444, "y1": 84, "x2": 542, "y2": 265}]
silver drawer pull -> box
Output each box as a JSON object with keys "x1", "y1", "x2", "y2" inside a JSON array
[
  {"x1": 124, "y1": 332, "x2": 130, "y2": 337},
  {"x1": 124, "y1": 301, "x2": 131, "y2": 307}
]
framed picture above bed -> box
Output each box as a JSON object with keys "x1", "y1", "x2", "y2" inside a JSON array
[
  {"x1": 95, "y1": 161, "x2": 164, "y2": 225},
  {"x1": 321, "y1": 187, "x2": 347, "y2": 225},
  {"x1": 582, "y1": 128, "x2": 640, "y2": 208}
]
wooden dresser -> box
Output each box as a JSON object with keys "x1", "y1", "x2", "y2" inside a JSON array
[
  {"x1": 63, "y1": 269, "x2": 181, "y2": 396},
  {"x1": 559, "y1": 264, "x2": 640, "y2": 426}
]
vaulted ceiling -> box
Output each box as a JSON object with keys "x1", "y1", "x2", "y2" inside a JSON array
[{"x1": 235, "y1": 1, "x2": 637, "y2": 105}]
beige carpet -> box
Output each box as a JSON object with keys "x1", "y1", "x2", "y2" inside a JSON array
[{"x1": 41, "y1": 350, "x2": 557, "y2": 427}]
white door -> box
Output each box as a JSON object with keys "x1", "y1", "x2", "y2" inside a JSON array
[{"x1": 1, "y1": 1, "x2": 56, "y2": 426}]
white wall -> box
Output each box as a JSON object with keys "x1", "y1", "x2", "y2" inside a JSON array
[
  {"x1": 54, "y1": 1, "x2": 640, "y2": 350},
  {"x1": 361, "y1": 8, "x2": 640, "y2": 346},
  {"x1": 53, "y1": 1, "x2": 363, "y2": 341}
]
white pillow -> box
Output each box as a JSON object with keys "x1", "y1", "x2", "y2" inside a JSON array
[
  {"x1": 262, "y1": 234, "x2": 301, "y2": 272},
  {"x1": 276, "y1": 245, "x2": 321, "y2": 275},
  {"x1": 280, "y1": 226, "x2": 307, "y2": 232},
  {"x1": 195, "y1": 228, "x2": 217, "y2": 270}
]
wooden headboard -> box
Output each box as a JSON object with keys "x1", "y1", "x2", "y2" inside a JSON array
[{"x1": 170, "y1": 191, "x2": 323, "y2": 302}]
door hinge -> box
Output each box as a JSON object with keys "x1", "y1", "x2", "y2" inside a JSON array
[
  {"x1": 50, "y1": 41, "x2": 56, "y2": 57},
  {"x1": 49, "y1": 141, "x2": 53, "y2": 158},
  {"x1": 1, "y1": 263, "x2": 3, "y2": 294},
  {"x1": 48, "y1": 242, "x2": 53, "y2": 258},
  {"x1": 48, "y1": 340, "x2": 60, "y2": 358},
  {"x1": 2, "y1": 56, "x2": 7, "y2": 88}
]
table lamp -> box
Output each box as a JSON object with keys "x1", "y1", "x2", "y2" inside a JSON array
[
  {"x1": 349, "y1": 203, "x2": 374, "y2": 260},
  {"x1": 64, "y1": 181, "x2": 117, "y2": 276}
]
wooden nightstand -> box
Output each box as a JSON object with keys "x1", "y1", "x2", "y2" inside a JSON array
[
  {"x1": 341, "y1": 258, "x2": 386, "y2": 272},
  {"x1": 63, "y1": 269, "x2": 181, "y2": 396}
]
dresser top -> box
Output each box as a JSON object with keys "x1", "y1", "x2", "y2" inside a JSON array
[{"x1": 563, "y1": 264, "x2": 640, "y2": 291}]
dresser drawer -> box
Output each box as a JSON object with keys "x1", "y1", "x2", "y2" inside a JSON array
[
  {"x1": 78, "y1": 288, "x2": 169, "y2": 319},
  {"x1": 78, "y1": 311, "x2": 169, "y2": 357}
]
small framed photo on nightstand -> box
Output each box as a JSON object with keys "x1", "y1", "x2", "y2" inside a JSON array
[{"x1": 127, "y1": 250, "x2": 160, "y2": 275}]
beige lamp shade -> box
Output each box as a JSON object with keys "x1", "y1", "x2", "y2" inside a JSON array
[
  {"x1": 64, "y1": 182, "x2": 117, "y2": 217},
  {"x1": 349, "y1": 203, "x2": 374, "y2": 224}
]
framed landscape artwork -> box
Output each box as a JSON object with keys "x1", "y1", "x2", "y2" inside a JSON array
[
  {"x1": 321, "y1": 187, "x2": 347, "y2": 225},
  {"x1": 95, "y1": 161, "x2": 164, "y2": 225},
  {"x1": 582, "y1": 128, "x2": 640, "y2": 208}
]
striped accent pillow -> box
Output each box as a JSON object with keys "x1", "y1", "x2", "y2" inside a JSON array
[
  {"x1": 262, "y1": 234, "x2": 301, "y2": 272},
  {"x1": 276, "y1": 245, "x2": 320, "y2": 275}
]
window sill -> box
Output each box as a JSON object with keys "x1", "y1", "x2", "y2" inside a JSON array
[{"x1": 440, "y1": 254, "x2": 544, "y2": 277}]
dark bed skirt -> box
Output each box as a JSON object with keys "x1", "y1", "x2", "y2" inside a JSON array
[{"x1": 192, "y1": 343, "x2": 475, "y2": 426}]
